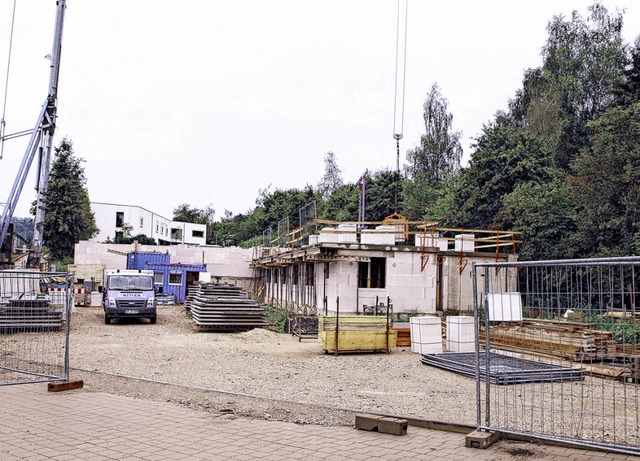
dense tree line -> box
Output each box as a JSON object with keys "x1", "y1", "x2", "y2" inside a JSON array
[
  {"x1": 203, "y1": 4, "x2": 640, "y2": 260},
  {"x1": 36, "y1": 3, "x2": 639, "y2": 262}
]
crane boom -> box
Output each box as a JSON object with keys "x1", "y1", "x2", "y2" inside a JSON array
[{"x1": 0, "y1": 0, "x2": 67, "y2": 268}]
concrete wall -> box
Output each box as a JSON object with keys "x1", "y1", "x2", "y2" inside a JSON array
[
  {"x1": 442, "y1": 252, "x2": 519, "y2": 313},
  {"x1": 261, "y1": 247, "x2": 518, "y2": 316},
  {"x1": 266, "y1": 250, "x2": 440, "y2": 315},
  {"x1": 73, "y1": 241, "x2": 254, "y2": 292}
]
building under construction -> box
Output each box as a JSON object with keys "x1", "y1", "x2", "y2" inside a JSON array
[{"x1": 251, "y1": 207, "x2": 521, "y2": 320}]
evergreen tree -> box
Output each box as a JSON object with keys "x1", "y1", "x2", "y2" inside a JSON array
[{"x1": 44, "y1": 139, "x2": 97, "y2": 261}]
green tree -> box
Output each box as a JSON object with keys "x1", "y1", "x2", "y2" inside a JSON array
[
  {"x1": 502, "y1": 179, "x2": 578, "y2": 260},
  {"x1": 44, "y1": 138, "x2": 98, "y2": 261},
  {"x1": 364, "y1": 169, "x2": 403, "y2": 222},
  {"x1": 317, "y1": 151, "x2": 343, "y2": 201},
  {"x1": 510, "y1": 4, "x2": 627, "y2": 169},
  {"x1": 613, "y1": 36, "x2": 640, "y2": 107},
  {"x1": 569, "y1": 102, "x2": 640, "y2": 256},
  {"x1": 256, "y1": 185, "x2": 316, "y2": 229},
  {"x1": 404, "y1": 84, "x2": 462, "y2": 220},
  {"x1": 453, "y1": 121, "x2": 555, "y2": 230},
  {"x1": 319, "y1": 184, "x2": 358, "y2": 222}
]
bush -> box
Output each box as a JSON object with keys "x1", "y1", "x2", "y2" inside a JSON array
[{"x1": 263, "y1": 305, "x2": 287, "y2": 333}]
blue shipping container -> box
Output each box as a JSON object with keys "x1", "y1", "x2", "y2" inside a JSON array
[
  {"x1": 144, "y1": 262, "x2": 206, "y2": 304},
  {"x1": 127, "y1": 251, "x2": 170, "y2": 270}
]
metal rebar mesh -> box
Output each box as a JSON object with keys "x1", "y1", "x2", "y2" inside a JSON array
[
  {"x1": 474, "y1": 258, "x2": 640, "y2": 454},
  {"x1": 0, "y1": 270, "x2": 71, "y2": 385}
]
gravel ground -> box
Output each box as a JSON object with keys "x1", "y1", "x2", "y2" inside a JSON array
[{"x1": 68, "y1": 304, "x2": 479, "y2": 427}]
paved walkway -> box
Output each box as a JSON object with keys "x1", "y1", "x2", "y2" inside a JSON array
[{"x1": 0, "y1": 383, "x2": 637, "y2": 460}]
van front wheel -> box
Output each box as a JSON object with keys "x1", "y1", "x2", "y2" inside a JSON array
[{"x1": 150, "y1": 316, "x2": 156, "y2": 324}]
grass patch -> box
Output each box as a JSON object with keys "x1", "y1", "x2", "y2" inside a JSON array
[{"x1": 263, "y1": 305, "x2": 288, "y2": 333}]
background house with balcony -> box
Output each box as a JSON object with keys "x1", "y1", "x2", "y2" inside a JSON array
[{"x1": 91, "y1": 202, "x2": 206, "y2": 246}]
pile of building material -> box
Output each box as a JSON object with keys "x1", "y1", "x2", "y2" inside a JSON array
[
  {"x1": 480, "y1": 319, "x2": 617, "y2": 361},
  {"x1": 0, "y1": 298, "x2": 64, "y2": 333},
  {"x1": 185, "y1": 282, "x2": 244, "y2": 311},
  {"x1": 189, "y1": 283, "x2": 270, "y2": 332},
  {"x1": 421, "y1": 352, "x2": 584, "y2": 384},
  {"x1": 392, "y1": 322, "x2": 411, "y2": 347}
]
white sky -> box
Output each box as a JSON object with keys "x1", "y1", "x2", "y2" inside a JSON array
[{"x1": 1, "y1": 1, "x2": 639, "y2": 221}]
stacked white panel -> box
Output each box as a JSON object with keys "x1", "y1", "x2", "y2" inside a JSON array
[
  {"x1": 337, "y1": 224, "x2": 358, "y2": 243},
  {"x1": 446, "y1": 315, "x2": 475, "y2": 352},
  {"x1": 409, "y1": 316, "x2": 442, "y2": 354},
  {"x1": 454, "y1": 234, "x2": 475, "y2": 252},
  {"x1": 487, "y1": 292, "x2": 523, "y2": 321}
]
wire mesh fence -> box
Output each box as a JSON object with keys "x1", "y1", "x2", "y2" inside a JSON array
[
  {"x1": 298, "y1": 200, "x2": 317, "y2": 247},
  {"x1": 0, "y1": 270, "x2": 72, "y2": 385},
  {"x1": 277, "y1": 217, "x2": 290, "y2": 249},
  {"x1": 473, "y1": 257, "x2": 640, "y2": 455}
]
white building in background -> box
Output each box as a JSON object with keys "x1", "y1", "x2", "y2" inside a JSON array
[{"x1": 90, "y1": 202, "x2": 206, "y2": 246}]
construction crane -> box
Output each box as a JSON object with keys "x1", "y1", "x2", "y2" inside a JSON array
[
  {"x1": 0, "y1": 1, "x2": 67, "y2": 268},
  {"x1": 392, "y1": 0, "x2": 408, "y2": 212}
]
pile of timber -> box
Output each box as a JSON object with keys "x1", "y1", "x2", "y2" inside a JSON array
[
  {"x1": 0, "y1": 299, "x2": 64, "y2": 333},
  {"x1": 481, "y1": 319, "x2": 617, "y2": 361},
  {"x1": 481, "y1": 319, "x2": 638, "y2": 382},
  {"x1": 392, "y1": 323, "x2": 411, "y2": 347},
  {"x1": 189, "y1": 283, "x2": 270, "y2": 332}
]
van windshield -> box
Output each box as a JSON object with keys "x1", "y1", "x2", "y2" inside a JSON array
[{"x1": 108, "y1": 275, "x2": 153, "y2": 291}]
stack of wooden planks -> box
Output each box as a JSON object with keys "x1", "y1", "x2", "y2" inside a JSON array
[
  {"x1": 318, "y1": 316, "x2": 396, "y2": 353},
  {"x1": 481, "y1": 319, "x2": 617, "y2": 361},
  {"x1": 481, "y1": 319, "x2": 637, "y2": 382},
  {"x1": 393, "y1": 327, "x2": 411, "y2": 347}
]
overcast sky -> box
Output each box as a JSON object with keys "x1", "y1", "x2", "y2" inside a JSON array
[{"x1": 1, "y1": 1, "x2": 639, "y2": 222}]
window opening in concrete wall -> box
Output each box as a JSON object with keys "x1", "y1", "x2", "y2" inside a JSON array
[
  {"x1": 358, "y1": 257, "x2": 386, "y2": 288},
  {"x1": 115, "y1": 212, "x2": 124, "y2": 227},
  {"x1": 192, "y1": 230, "x2": 204, "y2": 238}
]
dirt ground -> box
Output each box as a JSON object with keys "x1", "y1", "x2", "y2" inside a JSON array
[{"x1": 68, "y1": 304, "x2": 479, "y2": 427}]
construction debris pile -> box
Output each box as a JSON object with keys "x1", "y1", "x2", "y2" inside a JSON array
[{"x1": 187, "y1": 283, "x2": 271, "y2": 332}]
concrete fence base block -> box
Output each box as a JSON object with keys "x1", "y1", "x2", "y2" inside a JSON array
[
  {"x1": 48, "y1": 380, "x2": 84, "y2": 392},
  {"x1": 465, "y1": 429, "x2": 500, "y2": 449},
  {"x1": 355, "y1": 414, "x2": 408, "y2": 435}
]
